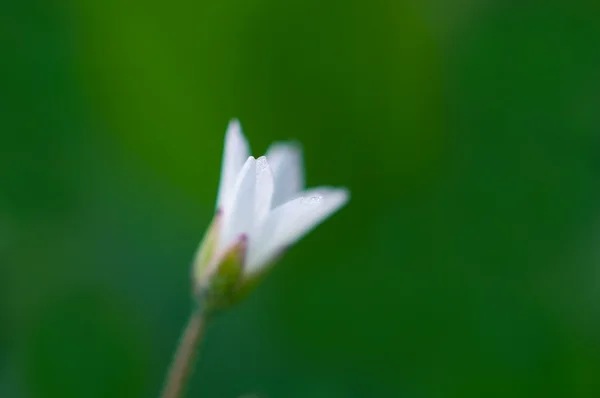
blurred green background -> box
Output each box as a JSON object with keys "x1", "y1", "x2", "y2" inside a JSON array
[{"x1": 2, "y1": 0, "x2": 600, "y2": 397}]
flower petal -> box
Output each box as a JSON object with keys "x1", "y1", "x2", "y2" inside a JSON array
[
  {"x1": 217, "y1": 119, "x2": 251, "y2": 211},
  {"x1": 220, "y1": 156, "x2": 256, "y2": 252},
  {"x1": 254, "y1": 156, "x2": 274, "y2": 223},
  {"x1": 266, "y1": 142, "x2": 304, "y2": 207},
  {"x1": 245, "y1": 187, "x2": 349, "y2": 275}
]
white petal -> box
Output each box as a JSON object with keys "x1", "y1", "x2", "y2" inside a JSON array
[
  {"x1": 220, "y1": 156, "x2": 256, "y2": 252},
  {"x1": 245, "y1": 187, "x2": 349, "y2": 275},
  {"x1": 254, "y1": 156, "x2": 274, "y2": 223},
  {"x1": 217, "y1": 119, "x2": 251, "y2": 211},
  {"x1": 266, "y1": 142, "x2": 305, "y2": 207}
]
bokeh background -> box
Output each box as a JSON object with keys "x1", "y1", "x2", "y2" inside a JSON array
[{"x1": 2, "y1": 1, "x2": 600, "y2": 397}]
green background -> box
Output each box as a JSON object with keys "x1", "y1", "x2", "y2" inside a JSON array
[{"x1": 2, "y1": 1, "x2": 600, "y2": 397}]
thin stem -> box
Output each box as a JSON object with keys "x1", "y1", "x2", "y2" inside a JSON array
[{"x1": 160, "y1": 309, "x2": 207, "y2": 398}]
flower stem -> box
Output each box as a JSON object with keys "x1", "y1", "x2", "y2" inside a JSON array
[{"x1": 160, "y1": 309, "x2": 207, "y2": 398}]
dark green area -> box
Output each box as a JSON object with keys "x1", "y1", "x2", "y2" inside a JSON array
[{"x1": 2, "y1": 1, "x2": 600, "y2": 397}]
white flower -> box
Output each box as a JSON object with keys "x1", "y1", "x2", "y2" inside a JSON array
[{"x1": 193, "y1": 119, "x2": 349, "y2": 310}]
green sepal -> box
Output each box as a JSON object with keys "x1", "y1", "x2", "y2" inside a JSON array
[
  {"x1": 223, "y1": 261, "x2": 276, "y2": 308},
  {"x1": 195, "y1": 236, "x2": 247, "y2": 314},
  {"x1": 192, "y1": 229, "x2": 287, "y2": 315},
  {"x1": 192, "y1": 213, "x2": 221, "y2": 284},
  {"x1": 219, "y1": 248, "x2": 286, "y2": 311}
]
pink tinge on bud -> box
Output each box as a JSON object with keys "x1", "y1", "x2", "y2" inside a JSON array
[{"x1": 237, "y1": 233, "x2": 249, "y2": 270}]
